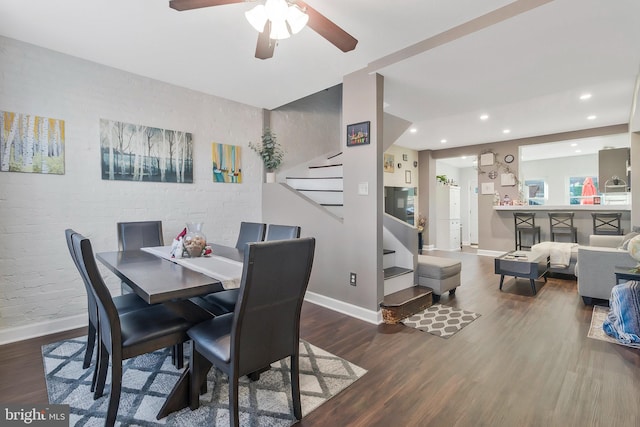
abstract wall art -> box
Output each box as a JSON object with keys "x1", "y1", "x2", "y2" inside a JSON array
[
  {"x1": 1, "y1": 111, "x2": 65, "y2": 174},
  {"x1": 100, "y1": 119, "x2": 193, "y2": 183}
]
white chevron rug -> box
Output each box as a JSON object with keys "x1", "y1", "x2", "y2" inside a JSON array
[
  {"x1": 43, "y1": 338, "x2": 366, "y2": 426},
  {"x1": 401, "y1": 304, "x2": 481, "y2": 338}
]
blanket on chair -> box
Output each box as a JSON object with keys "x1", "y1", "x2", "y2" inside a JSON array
[
  {"x1": 603, "y1": 280, "x2": 640, "y2": 345},
  {"x1": 531, "y1": 241, "x2": 578, "y2": 268}
]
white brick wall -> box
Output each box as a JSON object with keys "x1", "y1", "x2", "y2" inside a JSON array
[{"x1": 0, "y1": 36, "x2": 265, "y2": 337}]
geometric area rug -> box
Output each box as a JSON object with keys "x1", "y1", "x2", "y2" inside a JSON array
[
  {"x1": 587, "y1": 305, "x2": 640, "y2": 349},
  {"x1": 43, "y1": 338, "x2": 367, "y2": 426},
  {"x1": 401, "y1": 304, "x2": 481, "y2": 339}
]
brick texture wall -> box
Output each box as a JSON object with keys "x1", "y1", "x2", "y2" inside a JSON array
[{"x1": 0, "y1": 36, "x2": 264, "y2": 334}]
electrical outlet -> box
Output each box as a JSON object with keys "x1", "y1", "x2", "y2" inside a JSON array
[{"x1": 349, "y1": 272, "x2": 357, "y2": 286}]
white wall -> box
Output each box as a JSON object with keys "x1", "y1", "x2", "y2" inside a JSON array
[
  {"x1": 0, "y1": 37, "x2": 264, "y2": 339},
  {"x1": 520, "y1": 154, "x2": 597, "y2": 205}
]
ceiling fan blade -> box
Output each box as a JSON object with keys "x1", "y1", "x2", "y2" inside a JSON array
[
  {"x1": 296, "y1": 1, "x2": 358, "y2": 52},
  {"x1": 169, "y1": 0, "x2": 246, "y2": 11},
  {"x1": 255, "y1": 22, "x2": 276, "y2": 60}
]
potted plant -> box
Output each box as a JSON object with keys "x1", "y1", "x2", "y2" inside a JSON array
[{"x1": 249, "y1": 128, "x2": 284, "y2": 183}]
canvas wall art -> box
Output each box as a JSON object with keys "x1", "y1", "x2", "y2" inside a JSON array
[
  {"x1": 100, "y1": 119, "x2": 193, "y2": 183},
  {"x1": 212, "y1": 143, "x2": 242, "y2": 183},
  {"x1": 347, "y1": 121, "x2": 370, "y2": 147},
  {"x1": 1, "y1": 111, "x2": 65, "y2": 174}
]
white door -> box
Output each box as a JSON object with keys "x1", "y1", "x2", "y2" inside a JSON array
[{"x1": 469, "y1": 179, "x2": 479, "y2": 245}]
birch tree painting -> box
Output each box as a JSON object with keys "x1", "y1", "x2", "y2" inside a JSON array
[
  {"x1": 100, "y1": 119, "x2": 193, "y2": 183},
  {"x1": 212, "y1": 143, "x2": 242, "y2": 183},
  {"x1": 0, "y1": 111, "x2": 65, "y2": 174}
]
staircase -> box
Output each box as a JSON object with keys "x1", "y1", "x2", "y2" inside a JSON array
[
  {"x1": 285, "y1": 152, "x2": 344, "y2": 218},
  {"x1": 381, "y1": 246, "x2": 432, "y2": 323},
  {"x1": 284, "y1": 151, "x2": 431, "y2": 324}
]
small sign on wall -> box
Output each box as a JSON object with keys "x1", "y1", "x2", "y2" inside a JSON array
[
  {"x1": 501, "y1": 173, "x2": 516, "y2": 186},
  {"x1": 481, "y1": 182, "x2": 495, "y2": 194},
  {"x1": 480, "y1": 152, "x2": 494, "y2": 166}
]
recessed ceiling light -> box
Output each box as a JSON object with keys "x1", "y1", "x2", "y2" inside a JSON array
[
  {"x1": 575, "y1": 149, "x2": 582, "y2": 153},
  {"x1": 503, "y1": 129, "x2": 511, "y2": 134},
  {"x1": 580, "y1": 93, "x2": 592, "y2": 100},
  {"x1": 570, "y1": 143, "x2": 578, "y2": 147},
  {"x1": 462, "y1": 156, "x2": 467, "y2": 159},
  {"x1": 480, "y1": 114, "x2": 489, "y2": 121},
  {"x1": 440, "y1": 139, "x2": 447, "y2": 144},
  {"x1": 409, "y1": 128, "x2": 417, "y2": 133},
  {"x1": 587, "y1": 115, "x2": 597, "y2": 120}
]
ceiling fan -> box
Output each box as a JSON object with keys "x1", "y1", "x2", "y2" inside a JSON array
[{"x1": 169, "y1": 0, "x2": 358, "y2": 60}]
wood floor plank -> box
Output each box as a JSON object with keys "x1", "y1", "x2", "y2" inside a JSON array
[{"x1": 1, "y1": 249, "x2": 639, "y2": 426}]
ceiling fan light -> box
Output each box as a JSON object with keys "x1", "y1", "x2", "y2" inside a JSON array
[
  {"x1": 286, "y1": 5, "x2": 309, "y2": 34},
  {"x1": 264, "y1": 0, "x2": 288, "y2": 21},
  {"x1": 245, "y1": 4, "x2": 268, "y2": 33},
  {"x1": 270, "y1": 18, "x2": 291, "y2": 40}
]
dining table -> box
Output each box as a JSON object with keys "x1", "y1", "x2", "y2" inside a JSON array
[{"x1": 96, "y1": 242, "x2": 245, "y2": 419}]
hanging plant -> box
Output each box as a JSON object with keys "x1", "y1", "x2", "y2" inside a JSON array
[{"x1": 249, "y1": 128, "x2": 285, "y2": 172}]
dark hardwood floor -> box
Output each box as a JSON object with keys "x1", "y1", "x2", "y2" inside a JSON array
[{"x1": 2, "y1": 249, "x2": 639, "y2": 426}]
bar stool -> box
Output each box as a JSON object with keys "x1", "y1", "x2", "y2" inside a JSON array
[
  {"x1": 514, "y1": 212, "x2": 541, "y2": 250},
  {"x1": 548, "y1": 212, "x2": 577, "y2": 243},
  {"x1": 591, "y1": 212, "x2": 623, "y2": 235}
]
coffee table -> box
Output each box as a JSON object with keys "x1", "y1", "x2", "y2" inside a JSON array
[{"x1": 494, "y1": 251, "x2": 550, "y2": 295}]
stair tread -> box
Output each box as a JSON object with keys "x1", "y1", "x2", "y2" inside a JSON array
[
  {"x1": 384, "y1": 266, "x2": 413, "y2": 280},
  {"x1": 327, "y1": 152, "x2": 342, "y2": 160},
  {"x1": 381, "y1": 286, "x2": 432, "y2": 308},
  {"x1": 383, "y1": 249, "x2": 395, "y2": 255},
  {"x1": 309, "y1": 163, "x2": 342, "y2": 169},
  {"x1": 320, "y1": 203, "x2": 344, "y2": 207}
]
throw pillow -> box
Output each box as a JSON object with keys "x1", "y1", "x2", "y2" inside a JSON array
[{"x1": 618, "y1": 232, "x2": 639, "y2": 250}]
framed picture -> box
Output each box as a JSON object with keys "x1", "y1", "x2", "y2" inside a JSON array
[
  {"x1": 481, "y1": 182, "x2": 495, "y2": 194},
  {"x1": 402, "y1": 154, "x2": 408, "y2": 161},
  {"x1": 383, "y1": 154, "x2": 394, "y2": 172},
  {"x1": 480, "y1": 152, "x2": 494, "y2": 166},
  {"x1": 347, "y1": 121, "x2": 370, "y2": 147},
  {"x1": 405, "y1": 170, "x2": 411, "y2": 184}
]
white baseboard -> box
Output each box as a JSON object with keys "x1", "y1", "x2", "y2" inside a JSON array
[
  {"x1": 304, "y1": 291, "x2": 382, "y2": 325},
  {"x1": 477, "y1": 249, "x2": 507, "y2": 257},
  {"x1": 422, "y1": 244, "x2": 436, "y2": 251},
  {"x1": 0, "y1": 314, "x2": 87, "y2": 345},
  {"x1": 0, "y1": 294, "x2": 383, "y2": 345}
]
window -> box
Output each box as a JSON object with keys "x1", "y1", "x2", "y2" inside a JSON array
[
  {"x1": 525, "y1": 179, "x2": 545, "y2": 205},
  {"x1": 569, "y1": 176, "x2": 599, "y2": 204}
]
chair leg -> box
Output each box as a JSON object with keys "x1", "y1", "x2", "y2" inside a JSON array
[
  {"x1": 189, "y1": 341, "x2": 205, "y2": 410},
  {"x1": 290, "y1": 354, "x2": 302, "y2": 420},
  {"x1": 106, "y1": 356, "x2": 123, "y2": 427},
  {"x1": 175, "y1": 344, "x2": 184, "y2": 370},
  {"x1": 91, "y1": 337, "x2": 102, "y2": 393},
  {"x1": 229, "y1": 372, "x2": 240, "y2": 427},
  {"x1": 84, "y1": 322, "x2": 97, "y2": 369},
  {"x1": 94, "y1": 343, "x2": 109, "y2": 399}
]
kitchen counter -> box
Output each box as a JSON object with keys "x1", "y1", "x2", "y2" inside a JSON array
[{"x1": 494, "y1": 204, "x2": 630, "y2": 211}]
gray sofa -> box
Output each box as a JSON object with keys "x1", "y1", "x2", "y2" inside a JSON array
[{"x1": 576, "y1": 235, "x2": 637, "y2": 304}]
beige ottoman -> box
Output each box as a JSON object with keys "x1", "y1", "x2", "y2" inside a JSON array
[{"x1": 417, "y1": 255, "x2": 462, "y2": 302}]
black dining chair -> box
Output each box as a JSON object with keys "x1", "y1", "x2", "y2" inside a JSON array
[
  {"x1": 72, "y1": 232, "x2": 194, "y2": 427},
  {"x1": 117, "y1": 221, "x2": 164, "y2": 293},
  {"x1": 235, "y1": 221, "x2": 266, "y2": 251},
  {"x1": 197, "y1": 224, "x2": 301, "y2": 316},
  {"x1": 65, "y1": 229, "x2": 149, "y2": 385},
  {"x1": 186, "y1": 238, "x2": 316, "y2": 427},
  {"x1": 265, "y1": 224, "x2": 301, "y2": 241}
]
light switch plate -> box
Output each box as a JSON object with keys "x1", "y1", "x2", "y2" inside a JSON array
[{"x1": 358, "y1": 182, "x2": 369, "y2": 195}]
